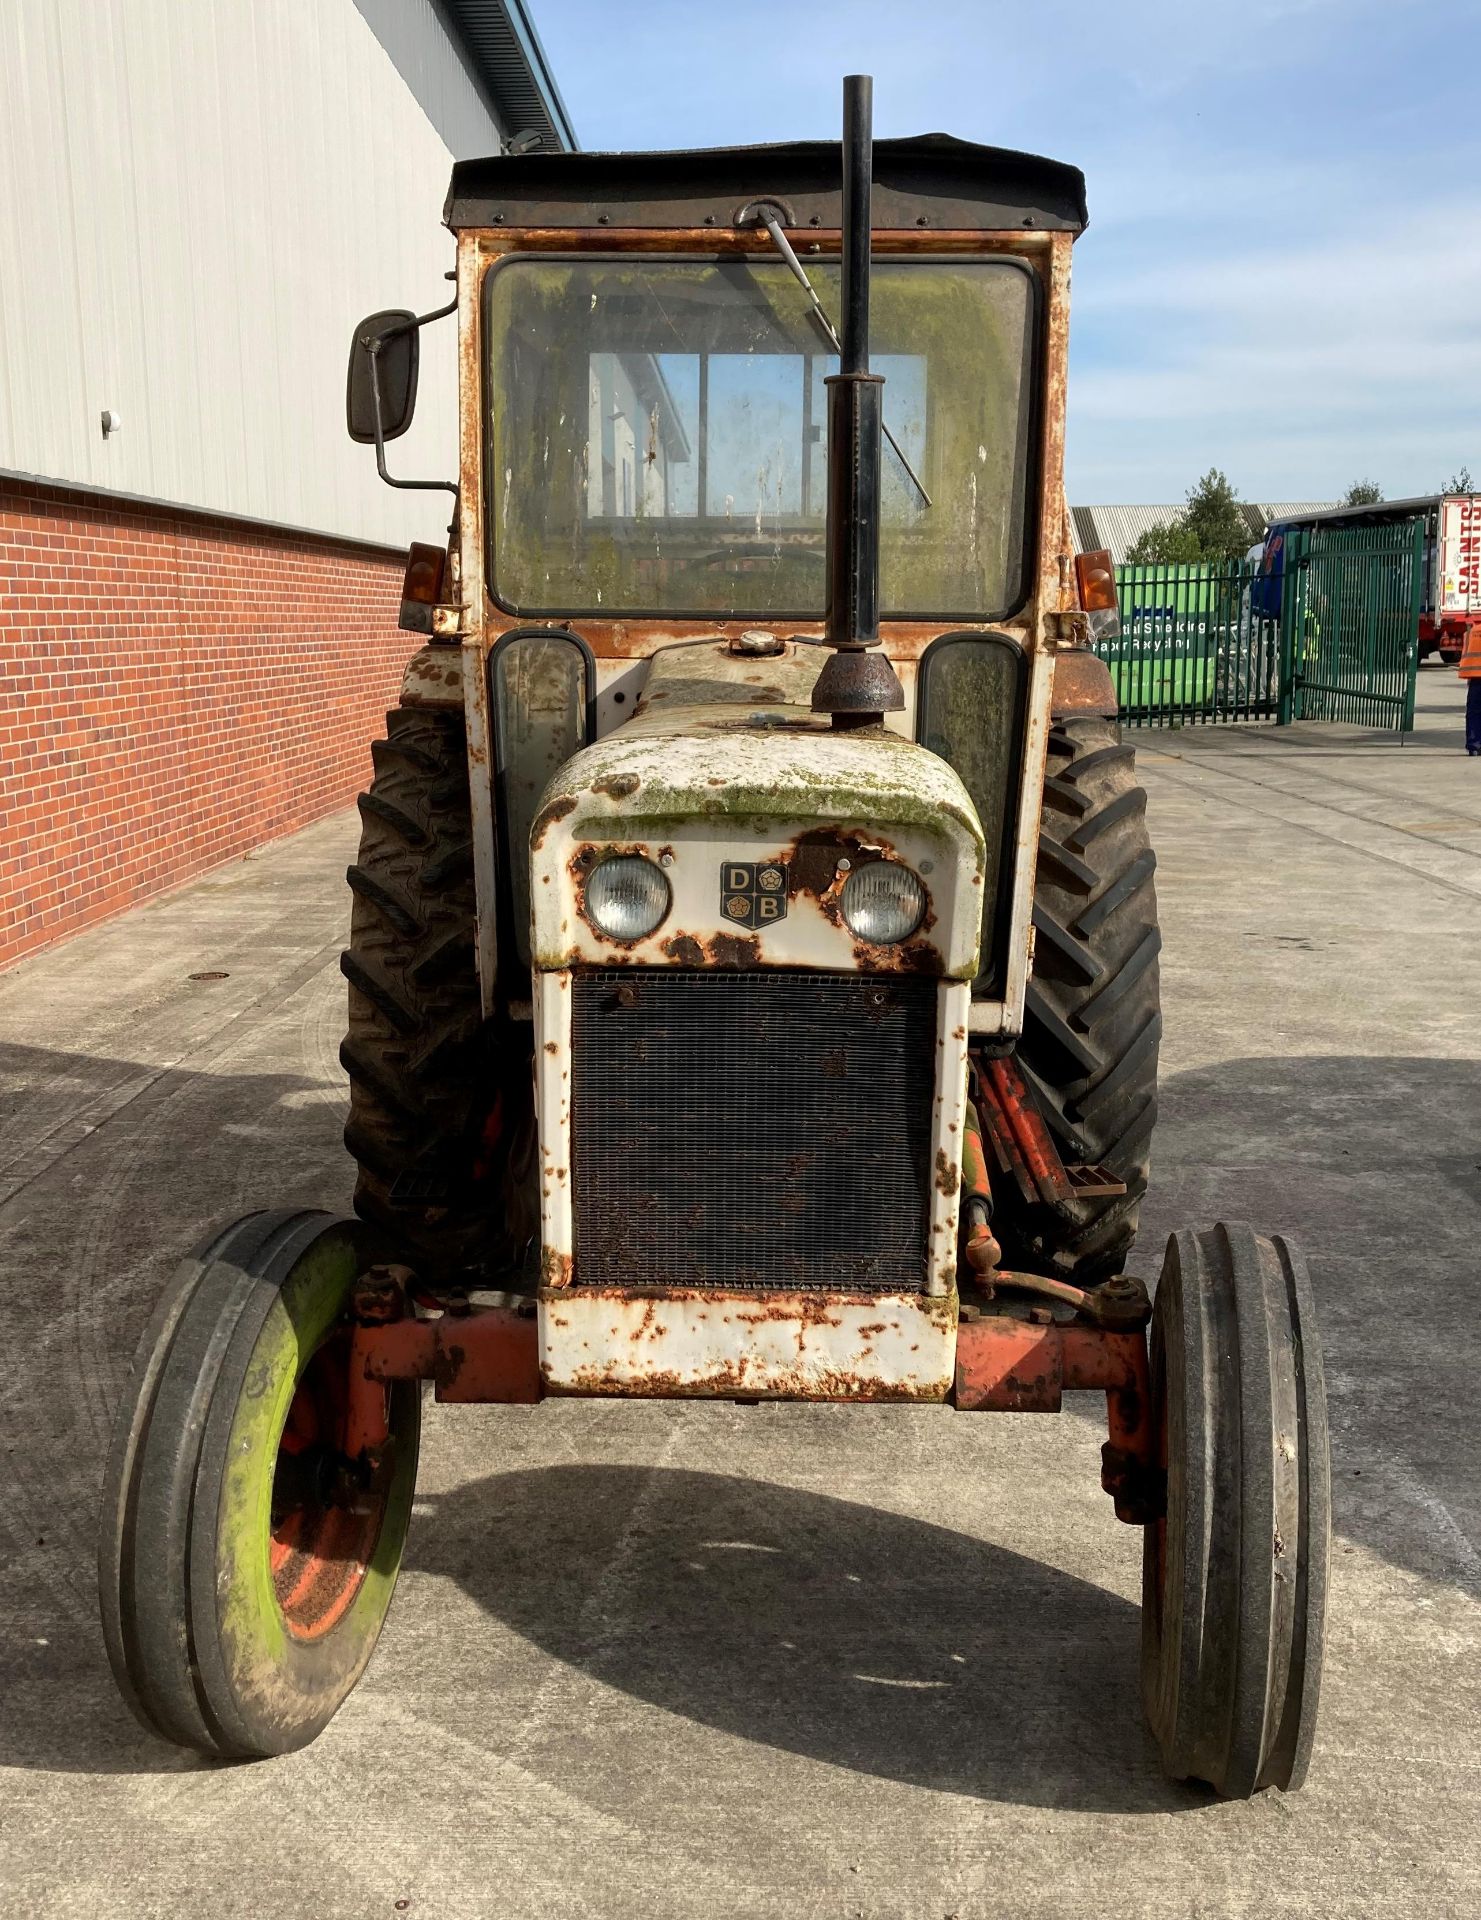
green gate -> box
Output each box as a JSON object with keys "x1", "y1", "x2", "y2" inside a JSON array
[
  {"x1": 1099, "y1": 523, "x2": 1423, "y2": 731},
  {"x1": 1101, "y1": 558, "x2": 1278, "y2": 727},
  {"x1": 1278, "y1": 520, "x2": 1424, "y2": 730}
]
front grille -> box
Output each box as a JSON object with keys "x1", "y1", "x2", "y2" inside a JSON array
[{"x1": 570, "y1": 970, "x2": 937, "y2": 1291}]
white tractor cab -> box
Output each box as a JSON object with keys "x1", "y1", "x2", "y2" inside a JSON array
[{"x1": 100, "y1": 79, "x2": 1330, "y2": 1798}]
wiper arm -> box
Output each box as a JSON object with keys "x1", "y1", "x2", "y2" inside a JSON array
[{"x1": 745, "y1": 203, "x2": 933, "y2": 509}]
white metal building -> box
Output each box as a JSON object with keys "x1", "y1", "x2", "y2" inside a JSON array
[
  {"x1": 0, "y1": 0, "x2": 574, "y2": 549},
  {"x1": 0, "y1": 0, "x2": 575, "y2": 970}
]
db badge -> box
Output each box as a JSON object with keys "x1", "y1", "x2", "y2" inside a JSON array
[{"x1": 720, "y1": 861, "x2": 788, "y2": 926}]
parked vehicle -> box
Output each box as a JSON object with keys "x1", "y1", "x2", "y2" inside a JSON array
[
  {"x1": 100, "y1": 79, "x2": 1329, "y2": 1797},
  {"x1": 1255, "y1": 494, "x2": 1481, "y2": 663}
]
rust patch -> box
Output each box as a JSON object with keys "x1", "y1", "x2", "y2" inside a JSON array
[
  {"x1": 432, "y1": 1342, "x2": 466, "y2": 1392},
  {"x1": 544, "y1": 1363, "x2": 941, "y2": 1403},
  {"x1": 591, "y1": 771, "x2": 640, "y2": 800},
  {"x1": 783, "y1": 827, "x2": 939, "y2": 965},
  {"x1": 540, "y1": 1246, "x2": 574, "y2": 1290},
  {"x1": 935, "y1": 1149, "x2": 961, "y2": 1197},
  {"x1": 356, "y1": 1304, "x2": 541, "y2": 1404},
  {"x1": 400, "y1": 644, "x2": 464, "y2": 709},
  {"x1": 660, "y1": 932, "x2": 705, "y2": 967},
  {"x1": 850, "y1": 937, "x2": 943, "y2": 975},
  {"x1": 787, "y1": 826, "x2": 892, "y2": 924},
  {"x1": 706, "y1": 930, "x2": 762, "y2": 968},
  {"x1": 531, "y1": 793, "x2": 577, "y2": 849},
  {"x1": 566, "y1": 840, "x2": 654, "y2": 948},
  {"x1": 544, "y1": 1041, "x2": 557, "y2": 1055},
  {"x1": 1051, "y1": 648, "x2": 1119, "y2": 719}
]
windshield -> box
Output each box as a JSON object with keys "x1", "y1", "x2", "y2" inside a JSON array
[{"x1": 483, "y1": 255, "x2": 1036, "y2": 619}]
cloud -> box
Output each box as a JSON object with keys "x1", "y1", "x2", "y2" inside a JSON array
[
  {"x1": 535, "y1": 0, "x2": 1481, "y2": 499},
  {"x1": 1067, "y1": 197, "x2": 1481, "y2": 496}
]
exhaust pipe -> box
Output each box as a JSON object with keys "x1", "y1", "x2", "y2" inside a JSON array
[{"x1": 811, "y1": 74, "x2": 907, "y2": 729}]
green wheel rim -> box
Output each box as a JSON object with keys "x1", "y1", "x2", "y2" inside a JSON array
[{"x1": 190, "y1": 1217, "x2": 420, "y2": 1755}]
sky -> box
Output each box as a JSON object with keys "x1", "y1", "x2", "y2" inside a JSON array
[{"x1": 529, "y1": 0, "x2": 1481, "y2": 506}]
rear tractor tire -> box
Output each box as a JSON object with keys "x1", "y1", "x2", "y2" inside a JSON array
[
  {"x1": 341, "y1": 705, "x2": 534, "y2": 1281},
  {"x1": 993, "y1": 713, "x2": 1161, "y2": 1283}
]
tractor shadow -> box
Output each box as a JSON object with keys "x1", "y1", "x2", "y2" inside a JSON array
[
  {"x1": 410, "y1": 1460, "x2": 1193, "y2": 1814},
  {"x1": 1127, "y1": 1051, "x2": 1481, "y2": 1607},
  {"x1": 0, "y1": 1035, "x2": 350, "y2": 1780},
  {"x1": 1, "y1": 1035, "x2": 1478, "y2": 1785}
]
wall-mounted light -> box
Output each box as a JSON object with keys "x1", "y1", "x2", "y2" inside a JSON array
[{"x1": 100, "y1": 409, "x2": 122, "y2": 438}]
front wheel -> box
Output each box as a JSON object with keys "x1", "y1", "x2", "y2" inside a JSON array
[
  {"x1": 99, "y1": 1210, "x2": 420, "y2": 1758},
  {"x1": 1141, "y1": 1223, "x2": 1330, "y2": 1795}
]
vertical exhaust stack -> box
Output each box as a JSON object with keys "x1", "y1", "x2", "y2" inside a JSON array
[{"x1": 811, "y1": 74, "x2": 906, "y2": 730}]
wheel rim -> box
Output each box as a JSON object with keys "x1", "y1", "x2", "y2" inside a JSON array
[{"x1": 269, "y1": 1328, "x2": 390, "y2": 1642}]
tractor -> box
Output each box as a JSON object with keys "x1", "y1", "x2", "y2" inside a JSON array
[{"x1": 100, "y1": 78, "x2": 1328, "y2": 1796}]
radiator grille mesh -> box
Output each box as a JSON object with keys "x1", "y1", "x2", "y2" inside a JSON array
[{"x1": 570, "y1": 970, "x2": 937, "y2": 1291}]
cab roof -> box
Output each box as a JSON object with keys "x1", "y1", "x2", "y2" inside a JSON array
[{"x1": 445, "y1": 132, "x2": 1087, "y2": 236}]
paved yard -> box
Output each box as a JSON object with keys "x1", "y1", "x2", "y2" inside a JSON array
[{"x1": 2, "y1": 668, "x2": 1478, "y2": 1917}]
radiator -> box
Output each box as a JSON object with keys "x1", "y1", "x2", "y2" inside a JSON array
[{"x1": 569, "y1": 970, "x2": 936, "y2": 1291}]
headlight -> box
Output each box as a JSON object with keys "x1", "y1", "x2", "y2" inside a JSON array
[
  {"x1": 585, "y1": 854, "x2": 670, "y2": 940},
  {"x1": 841, "y1": 860, "x2": 927, "y2": 944}
]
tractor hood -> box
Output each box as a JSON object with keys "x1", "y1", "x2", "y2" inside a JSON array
[{"x1": 527, "y1": 643, "x2": 986, "y2": 977}]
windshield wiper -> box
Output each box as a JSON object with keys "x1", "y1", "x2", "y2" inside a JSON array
[{"x1": 743, "y1": 201, "x2": 933, "y2": 509}]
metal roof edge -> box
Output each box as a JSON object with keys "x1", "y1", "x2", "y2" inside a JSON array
[
  {"x1": 1263, "y1": 494, "x2": 1445, "y2": 528},
  {"x1": 440, "y1": 0, "x2": 579, "y2": 153}
]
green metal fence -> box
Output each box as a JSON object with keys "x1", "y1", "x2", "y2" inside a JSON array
[
  {"x1": 1279, "y1": 520, "x2": 1424, "y2": 730},
  {"x1": 1100, "y1": 558, "x2": 1279, "y2": 726},
  {"x1": 1099, "y1": 523, "x2": 1423, "y2": 732}
]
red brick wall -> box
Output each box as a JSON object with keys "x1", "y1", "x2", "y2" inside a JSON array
[{"x1": 0, "y1": 477, "x2": 420, "y2": 969}]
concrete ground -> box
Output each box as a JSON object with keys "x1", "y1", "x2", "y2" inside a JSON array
[{"x1": 2, "y1": 668, "x2": 1478, "y2": 1918}]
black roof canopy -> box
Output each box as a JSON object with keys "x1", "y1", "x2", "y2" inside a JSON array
[{"x1": 445, "y1": 132, "x2": 1088, "y2": 235}]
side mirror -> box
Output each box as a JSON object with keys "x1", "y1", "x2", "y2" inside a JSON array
[{"x1": 346, "y1": 308, "x2": 419, "y2": 444}]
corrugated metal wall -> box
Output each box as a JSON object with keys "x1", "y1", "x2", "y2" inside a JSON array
[
  {"x1": 0, "y1": 0, "x2": 501, "y2": 549},
  {"x1": 351, "y1": 0, "x2": 509, "y2": 161},
  {"x1": 1071, "y1": 500, "x2": 1342, "y2": 562}
]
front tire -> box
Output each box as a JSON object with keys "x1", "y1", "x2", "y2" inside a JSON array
[
  {"x1": 99, "y1": 1210, "x2": 420, "y2": 1758},
  {"x1": 1141, "y1": 1224, "x2": 1330, "y2": 1795}
]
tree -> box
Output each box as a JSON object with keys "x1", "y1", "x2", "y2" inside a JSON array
[
  {"x1": 1181, "y1": 467, "x2": 1251, "y2": 562},
  {"x1": 1124, "y1": 519, "x2": 1205, "y2": 565},
  {"x1": 1342, "y1": 479, "x2": 1383, "y2": 506},
  {"x1": 1444, "y1": 465, "x2": 1474, "y2": 494},
  {"x1": 1119, "y1": 468, "x2": 1254, "y2": 566}
]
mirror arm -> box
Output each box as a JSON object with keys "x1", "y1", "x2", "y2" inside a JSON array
[{"x1": 366, "y1": 299, "x2": 460, "y2": 497}]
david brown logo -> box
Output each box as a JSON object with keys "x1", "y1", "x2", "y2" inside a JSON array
[{"x1": 721, "y1": 861, "x2": 789, "y2": 925}]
